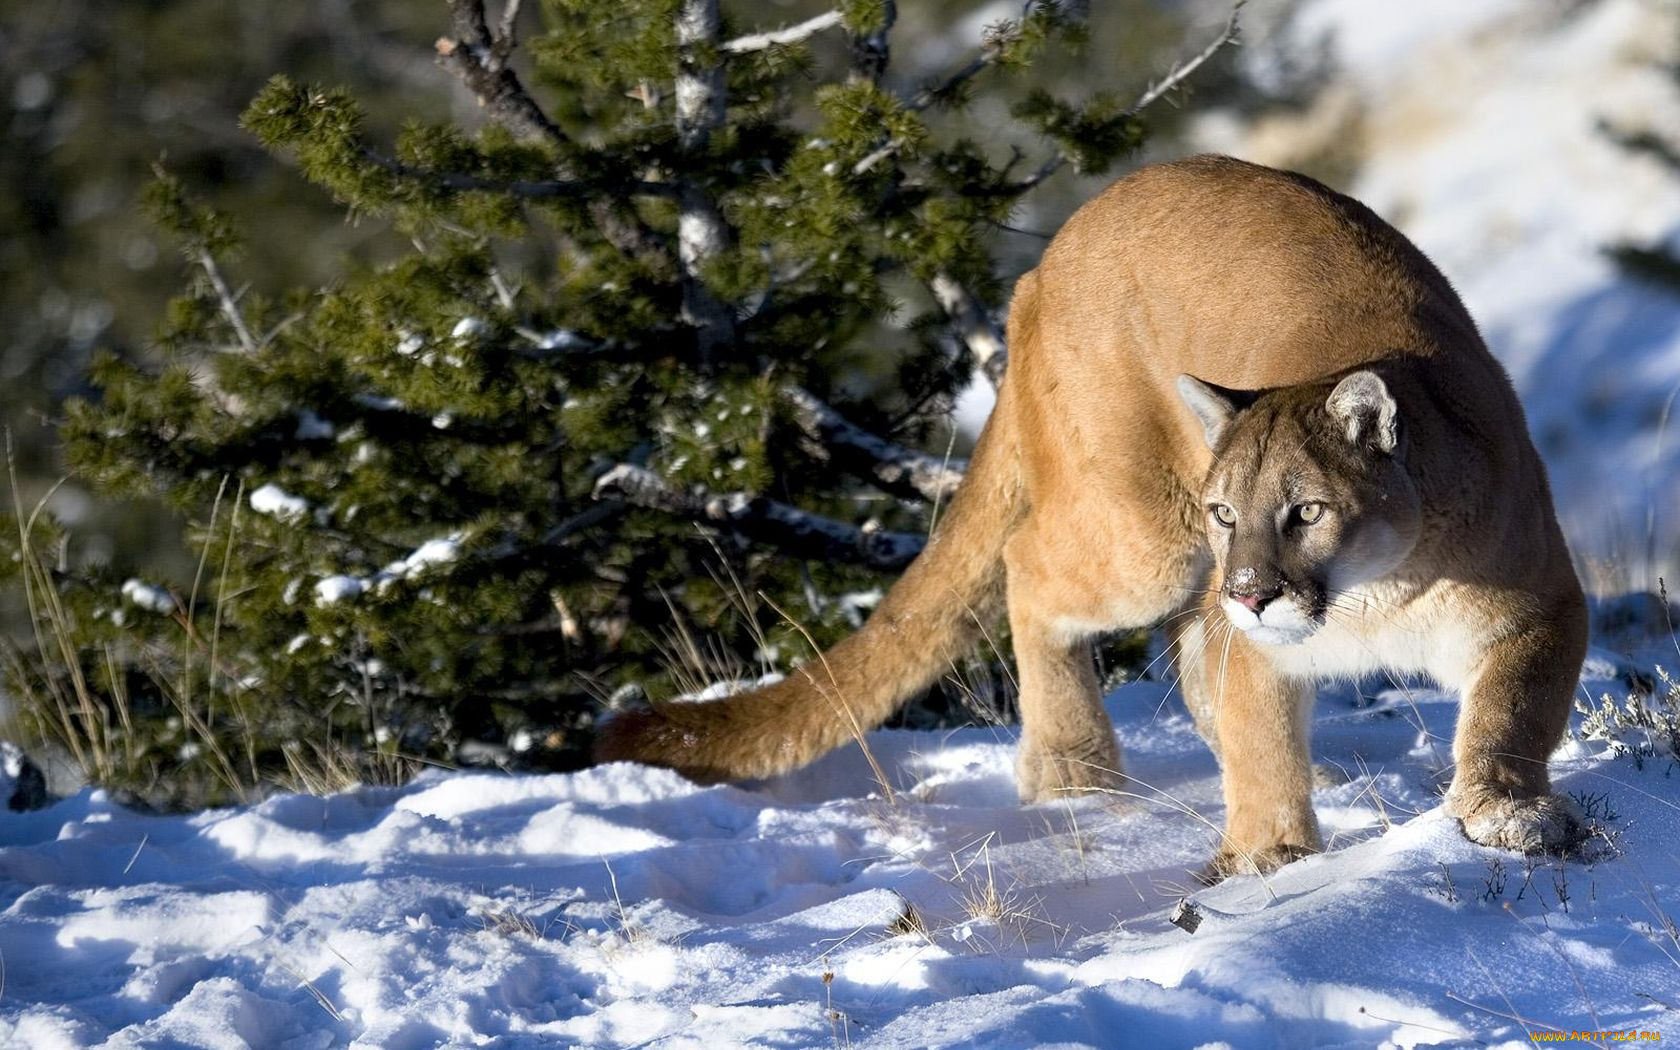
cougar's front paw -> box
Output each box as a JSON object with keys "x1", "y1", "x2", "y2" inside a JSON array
[
  {"x1": 1196, "y1": 842, "x2": 1317, "y2": 885},
  {"x1": 1015, "y1": 734, "x2": 1123, "y2": 804},
  {"x1": 1449, "y1": 789, "x2": 1585, "y2": 854}
]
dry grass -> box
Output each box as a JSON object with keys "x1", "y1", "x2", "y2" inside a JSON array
[
  {"x1": 942, "y1": 832, "x2": 1067, "y2": 952},
  {"x1": 270, "y1": 738, "x2": 432, "y2": 797},
  {"x1": 6, "y1": 443, "x2": 126, "y2": 785},
  {"x1": 883, "y1": 894, "x2": 933, "y2": 942},
  {"x1": 4, "y1": 443, "x2": 431, "y2": 805}
]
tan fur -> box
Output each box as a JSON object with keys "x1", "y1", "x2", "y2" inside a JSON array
[{"x1": 595, "y1": 156, "x2": 1587, "y2": 877}]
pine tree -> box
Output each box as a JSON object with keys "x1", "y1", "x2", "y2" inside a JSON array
[{"x1": 3, "y1": 0, "x2": 1238, "y2": 805}]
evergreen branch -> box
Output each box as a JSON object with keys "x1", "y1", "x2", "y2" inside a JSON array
[
  {"x1": 784, "y1": 386, "x2": 966, "y2": 503},
  {"x1": 436, "y1": 0, "x2": 565, "y2": 147},
  {"x1": 847, "y1": 1, "x2": 896, "y2": 85},
  {"x1": 721, "y1": 10, "x2": 845, "y2": 54},
  {"x1": 1003, "y1": 154, "x2": 1065, "y2": 194},
  {"x1": 360, "y1": 147, "x2": 679, "y2": 201},
  {"x1": 592, "y1": 464, "x2": 926, "y2": 571},
  {"x1": 906, "y1": 0, "x2": 1045, "y2": 112},
  {"x1": 539, "y1": 501, "x2": 626, "y2": 548},
  {"x1": 592, "y1": 199, "x2": 677, "y2": 273},
  {"x1": 930, "y1": 272, "x2": 1007, "y2": 388},
  {"x1": 907, "y1": 48, "x2": 995, "y2": 113},
  {"x1": 195, "y1": 248, "x2": 258, "y2": 354}
]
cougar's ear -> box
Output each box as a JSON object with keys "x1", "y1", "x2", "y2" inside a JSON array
[
  {"x1": 1177, "y1": 374, "x2": 1257, "y2": 449},
  {"x1": 1326, "y1": 371, "x2": 1400, "y2": 454}
]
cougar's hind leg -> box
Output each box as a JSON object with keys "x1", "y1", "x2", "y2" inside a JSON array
[
  {"x1": 1006, "y1": 585, "x2": 1122, "y2": 803},
  {"x1": 1003, "y1": 513, "x2": 1199, "y2": 804}
]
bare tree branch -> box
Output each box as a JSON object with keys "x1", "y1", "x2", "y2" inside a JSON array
[
  {"x1": 906, "y1": 0, "x2": 1041, "y2": 112},
  {"x1": 908, "y1": 50, "x2": 994, "y2": 113},
  {"x1": 784, "y1": 386, "x2": 966, "y2": 503},
  {"x1": 921, "y1": 0, "x2": 1247, "y2": 384},
  {"x1": 1003, "y1": 0, "x2": 1247, "y2": 194},
  {"x1": 195, "y1": 249, "x2": 258, "y2": 354},
  {"x1": 930, "y1": 272, "x2": 1007, "y2": 388},
  {"x1": 722, "y1": 10, "x2": 845, "y2": 54},
  {"x1": 435, "y1": 0, "x2": 564, "y2": 147},
  {"x1": 1128, "y1": 0, "x2": 1245, "y2": 115},
  {"x1": 593, "y1": 464, "x2": 926, "y2": 571},
  {"x1": 675, "y1": 0, "x2": 737, "y2": 369},
  {"x1": 496, "y1": 0, "x2": 524, "y2": 54}
]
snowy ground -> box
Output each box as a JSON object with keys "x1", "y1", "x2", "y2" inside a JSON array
[{"x1": 3, "y1": 616, "x2": 1677, "y2": 1048}]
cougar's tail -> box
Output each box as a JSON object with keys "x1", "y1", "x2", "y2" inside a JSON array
[{"x1": 592, "y1": 280, "x2": 1038, "y2": 783}]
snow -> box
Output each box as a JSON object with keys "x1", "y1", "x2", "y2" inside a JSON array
[
  {"x1": 402, "y1": 537, "x2": 462, "y2": 573},
  {"x1": 294, "y1": 410, "x2": 336, "y2": 441},
  {"x1": 395, "y1": 331, "x2": 426, "y2": 357},
  {"x1": 2, "y1": 653, "x2": 1676, "y2": 1047},
  {"x1": 313, "y1": 574, "x2": 366, "y2": 605},
  {"x1": 250, "y1": 483, "x2": 310, "y2": 522},
  {"x1": 312, "y1": 534, "x2": 463, "y2": 606},
  {"x1": 119, "y1": 578, "x2": 176, "y2": 615},
  {"x1": 451, "y1": 316, "x2": 489, "y2": 341},
  {"x1": 535, "y1": 329, "x2": 589, "y2": 351}
]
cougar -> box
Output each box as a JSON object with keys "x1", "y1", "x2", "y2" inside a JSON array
[{"x1": 596, "y1": 155, "x2": 1587, "y2": 878}]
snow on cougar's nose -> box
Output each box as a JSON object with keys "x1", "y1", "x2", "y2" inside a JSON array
[{"x1": 1224, "y1": 566, "x2": 1283, "y2": 611}]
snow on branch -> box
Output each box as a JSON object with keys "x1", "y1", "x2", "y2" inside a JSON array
[
  {"x1": 675, "y1": 0, "x2": 737, "y2": 368},
  {"x1": 435, "y1": 0, "x2": 565, "y2": 146},
  {"x1": 592, "y1": 464, "x2": 926, "y2": 571},
  {"x1": 930, "y1": 272, "x2": 1007, "y2": 389},
  {"x1": 783, "y1": 386, "x2": 965, "y2": 503},
  {"x1": 721, "y1": 10, "x2": 844, "y2": 54}
]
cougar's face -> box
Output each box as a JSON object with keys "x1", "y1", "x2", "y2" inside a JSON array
[{"x1": 1179, "y1": 371, "x2": 1422, "y2": 646}]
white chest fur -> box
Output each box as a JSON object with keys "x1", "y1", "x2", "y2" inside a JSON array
[{"x1": 1258, "y1": 583, "x2": 1485, "y2": 690}]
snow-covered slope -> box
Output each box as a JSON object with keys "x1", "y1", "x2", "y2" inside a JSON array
[
  {"x1": 3, "y1": 638, "x2": 1675, "y2": 1048},
  {"x1": 1198, "y1": 0, "x2": 1680, "y2": 586}
]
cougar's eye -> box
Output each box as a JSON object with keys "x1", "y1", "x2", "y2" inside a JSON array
[
  {"x1": 1296, "y1": 502, "x2": 1325, "y2": 525},
  {"x1": 1210, "y1": 504, "x2": 1236, "y2": 528}
]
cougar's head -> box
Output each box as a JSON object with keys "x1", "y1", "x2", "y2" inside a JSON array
[{"x1": 1177, "y1": 370, "x2": 1422, "y2": 645}]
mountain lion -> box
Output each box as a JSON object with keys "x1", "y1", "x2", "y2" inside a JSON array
[{"x1": 596, "y1": 155, "x2": 1587, "y2": 878}]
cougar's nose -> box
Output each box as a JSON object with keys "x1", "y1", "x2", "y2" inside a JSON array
[{"x1": 1228, "y1": 583, "x2": 1282, "y2": 614}]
